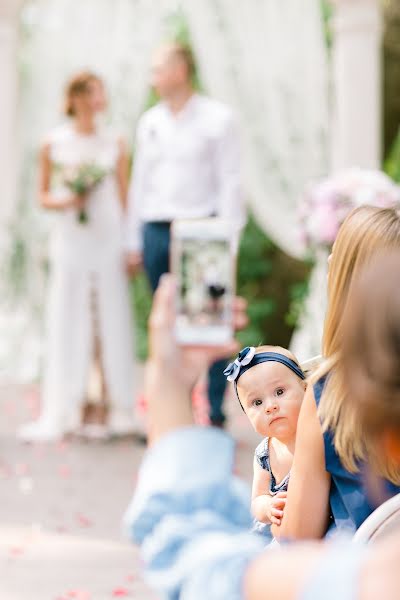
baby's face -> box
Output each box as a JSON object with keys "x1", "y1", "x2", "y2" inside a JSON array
[{"x1": 237, "y1": 361, "x2": 305, "y2": 441}]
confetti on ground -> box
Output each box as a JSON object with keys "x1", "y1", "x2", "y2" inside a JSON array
[
  {"x1": 112, "y1": 588, "x2": 130, "y2": 597},
  {"x1": 65, "y1": 590, "x2": 91, "y2": 600},
  {"x1": 15, "y1": 462, "x2": 29, "y2": 476},
  {"x1": 58, "y1": 464, "x2": 71, "y2": 478},
  {"x1": 24, "y1": 389, "x2": 41, "y2": 418},
  {"x1": 55, "y1": 525, "x2": 68, "y2": 534},
  {"x1": 76, "y1": 513, "x2": 93, "y2": 528},
  {"x1": 9, "y1": 546, "x2": 25, "y2": 557},
  {"x1": 56, "y1": 440, "x2": 69, "y2": 453}
]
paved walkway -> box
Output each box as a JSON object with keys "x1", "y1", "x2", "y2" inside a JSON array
[{"x1": 0, "y1": 384, "x2": 257, "y2": 600}]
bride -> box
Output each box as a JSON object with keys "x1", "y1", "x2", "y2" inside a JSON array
[{"x1": 19, "y1": 71, "x2": 137, "y2": 442}]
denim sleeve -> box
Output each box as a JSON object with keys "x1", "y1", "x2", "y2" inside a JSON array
[{"x1": 124, "y1": 427, "x2": 266, "y2": 600}]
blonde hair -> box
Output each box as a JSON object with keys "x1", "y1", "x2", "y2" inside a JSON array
[
  {"x1": 340, "y1": 251, "x2": 400, "y2": 483},
  {"x1": 314, "y1": 205, "x2": 400, "y2": 475},
  {"x1": 63, "y1": 71, "x2": 103, "y2": 117},
  {"x1": 254, "y1": 345, "x2": 300, "y2": 365}
]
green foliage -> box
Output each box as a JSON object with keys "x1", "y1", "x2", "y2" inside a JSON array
[
  {"x1": 130, "y1": 273, "x2": 152, "y2": 361},
  {"x1": 285, "y1": 279, "x2": 312, "y2": 328},
  {"x1": 384, "y1": 127, "x2": 400, "y2": 182},
  {"x1": 236, "y1": 216, "x2": 310, "y2": 350},
  {"x1": 321, "y1": 0, "x2": 334, "y2": 49},
  {"x1": 5, "y1": 235, "x2": 28, "y2": 300}
]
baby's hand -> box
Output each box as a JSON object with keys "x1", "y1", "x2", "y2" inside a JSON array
[{"x1": 267, "y1": 491, "x2": 287, "y2": 526}]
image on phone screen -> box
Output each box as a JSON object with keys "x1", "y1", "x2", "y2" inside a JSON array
[
  {"x1": 172, "y1": 218, "x2": 235, "y2": 344},
  {"x1": 179, "y1": 238, "x2": 230, "y2": 326}
]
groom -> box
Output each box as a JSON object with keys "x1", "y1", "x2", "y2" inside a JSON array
[{"x1": 126, "y1": 42, "x2": 244, "y2": 427}]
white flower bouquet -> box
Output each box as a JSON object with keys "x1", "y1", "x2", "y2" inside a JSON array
[{"x1": 61, "y1": 163, "x2": 108, "y2": 223}]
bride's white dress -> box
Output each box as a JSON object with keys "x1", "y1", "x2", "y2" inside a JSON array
[{"x1": 19, "y1": 123, "x2": 136, "y2": 440}]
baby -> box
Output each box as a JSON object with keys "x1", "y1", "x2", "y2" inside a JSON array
[{"x1": 224, "y1": 345, "x2": 306, "y2": 537}]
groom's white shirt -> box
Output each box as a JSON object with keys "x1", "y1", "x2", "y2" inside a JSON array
[{"x1": 126, "y1": 93, "x2": 245, "y2": 251}]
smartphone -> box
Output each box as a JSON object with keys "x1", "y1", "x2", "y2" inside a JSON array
[{"x1": 171, "y1": 218, "x2": 236, "y2": 345}]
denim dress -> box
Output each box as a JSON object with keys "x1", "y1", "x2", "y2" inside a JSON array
[
  {"x1": 125, "y1": 427, "x2": 367, "y2": 600},
  {"x1": 253, "y1": 437, "x2": 290, "y2": 539},
  {"x1": 314, "y1": 376, "x2": 400, "y2": 534}
]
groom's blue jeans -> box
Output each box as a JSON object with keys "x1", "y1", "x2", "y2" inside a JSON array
[{"x1": 143, "y1": 221, "x2": 227, "y2": 425}]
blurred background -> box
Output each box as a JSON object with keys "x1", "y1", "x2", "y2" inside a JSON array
[
  {"x1": 1, "y1": 0, "x2": 399, "y2": 385},
  {"x1": 1, "y1": 1, "x2": 400, "y2": 597},
  {"x1": 2, "y1": 0, "x2": 326, "y2": 381}
]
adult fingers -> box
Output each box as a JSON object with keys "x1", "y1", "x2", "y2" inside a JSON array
[
  {"x1": 148, "y1": 275, "x2": 177, "y2": 359},
  {"x1": 149, "y1": 275, "x2": 176, "y2": 330}
]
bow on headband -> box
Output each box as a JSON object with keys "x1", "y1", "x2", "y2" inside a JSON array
[{"x1": 223, "y1": 346, "x2": 256, "y2": 382}]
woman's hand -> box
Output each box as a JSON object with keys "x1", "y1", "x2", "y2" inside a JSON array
[
  {"x1": 67, "y1": 193, "x2": 87, "y2": 210},
  {"x1": 146, "y1": 274, "x2": 247, "y2": 442},
  {"x1": 148, "y1": 274, "x2": 247, "y2": 389}
]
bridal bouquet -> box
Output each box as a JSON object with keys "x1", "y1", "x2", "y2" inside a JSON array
[
  {"x1": 299, "y1": 168, "x2": 400, "y2": 252},
  {"x1": 62, "y1": 163, "x2": 108, "y2": 223}
]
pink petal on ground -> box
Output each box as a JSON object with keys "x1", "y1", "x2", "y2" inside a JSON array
[
  {"x1": 66, "y1": 590, "x2": 91, "y2": 600},
  {"x1": 55, "y1": 525, "x2": 68, "y2": 534},
  {"x1": 9, "y1": 546, "x2": 24, "y2": 557},
  {"x1": 56, "y1": 440, "x2": 69, "y2": 453},
  {"x1": 76, "y1": 513, "x2": 93, "y2": 528},
  {"x1": 0, "y1": 464, "x2": 12, "y2": 479},
  {"x1": 33, "y1": 443, "x2": 47, "y2": 458},
  {"x1": 125, "y1": 575, "x2": 136, "y2": 582},
  {"x1": 15, "y1": 463, "x2": 29, "y2": 476},
  {"x1": 24, "y1": 389, "x2": 41, "y2": 418},
  {"x1": 112, "y1": 588, "x2": 130, "y2": 597},
  {"x1": 58, "y1": 464, "x2": 71, "y2": 479}
]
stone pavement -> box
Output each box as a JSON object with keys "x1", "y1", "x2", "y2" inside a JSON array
[{"x1": 0, "y1": 384, "x2": 258, "y2": 600}]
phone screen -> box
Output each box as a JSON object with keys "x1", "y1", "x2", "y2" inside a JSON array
[{"x1": 172, "y1": 220, "x2": 235, "y2": 344}]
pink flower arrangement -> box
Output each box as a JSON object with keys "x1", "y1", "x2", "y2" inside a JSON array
[{"x1": 299, "y1": 168, "x2": 400, "y2": 251}]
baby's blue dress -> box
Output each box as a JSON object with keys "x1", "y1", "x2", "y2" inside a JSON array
[
  {"x1": 125, "y1": 427, "x2": 367, "y2": 600},
  {"x1": 253, "y1": 437, "x2": 290, "y2": 539},
  {"x1": 314, "y1": 376, "x2": 400, "y2": 534}
]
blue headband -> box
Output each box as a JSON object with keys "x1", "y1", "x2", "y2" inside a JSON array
[{"x1": 223, "y1": 347, "x2": 305, "y2": 410}]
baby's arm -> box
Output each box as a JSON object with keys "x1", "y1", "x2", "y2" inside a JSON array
[{"x1": 251, "y1": 458, "x2": 287, "y2": 526}]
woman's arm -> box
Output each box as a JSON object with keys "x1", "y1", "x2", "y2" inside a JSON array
[
  {"x1": 272, "y1": 384, "x2": 331, "y2": 540},
  {"x1": 38, "y1": 143, "x2": 82, "y2": 211},
  {"x1": 146, "y1": 276, "x2": 242, "y2": 443},
  {"x1": 116, "y1": 137, "x2": 129, "y2": 211}
]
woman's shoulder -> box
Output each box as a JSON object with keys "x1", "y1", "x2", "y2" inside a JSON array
[
  {"x1": 313, "y1": 374, "x2": 329, "y2": 406},
  {"x1": 43, "y1": 122, "x2": 73, "y2": 145}
]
